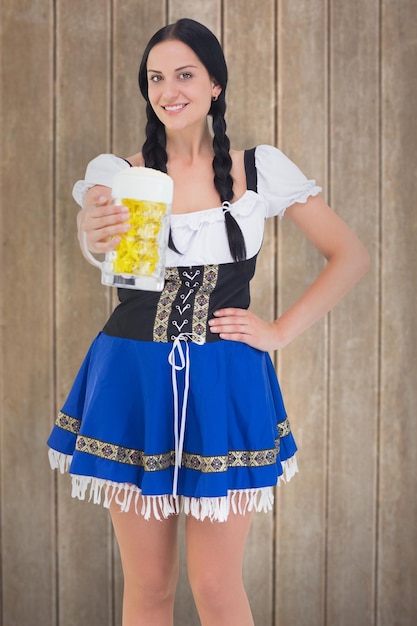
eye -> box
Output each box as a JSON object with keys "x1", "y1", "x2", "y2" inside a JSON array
[
  {"x1": 179, "y1": 72, "x2": 192, "y2": 80},
  {"x1": 149, "y1": 74, "x2": 162, "y2": 83}
]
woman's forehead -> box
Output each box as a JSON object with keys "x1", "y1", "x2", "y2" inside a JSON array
[{"x1": 147, "y1": 40, "x2": 202, "y2": 71}]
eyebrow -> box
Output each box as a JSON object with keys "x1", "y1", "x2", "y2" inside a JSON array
[{"x1": 147, "y1": 65, "x2": 198, "y2": 73}]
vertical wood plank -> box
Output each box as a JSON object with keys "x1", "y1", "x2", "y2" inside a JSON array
[
  {"x1": 0, "y1": 1, "x2": 55, "y2": 624},
  {"x1": 55, "y1": 1, "x2": 114, "y2": 624},
  {"x1": 0, "y1": 7, "x2": 3, "y2": 612},
  {"x1": 327, "y1": 1, "x2": 380, "y2": 624},
  {"x1": 224, "y1": 1, "x2": 276, "y2": 624},
  {"x1": 168, "y1": 0, "x2": 221, "y2": 34},
  {"x1": 378, "y1": 2, "x2": 417, "y2": 625},
  {"x1": 275, "y1": 2, "x2": 329, "y2": 624}
]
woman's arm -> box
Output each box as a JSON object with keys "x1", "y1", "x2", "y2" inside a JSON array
[{"x1": 208, "y1": 194, "x2": 371, "y2": 351}]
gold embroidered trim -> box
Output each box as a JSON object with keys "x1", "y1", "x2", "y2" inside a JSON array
[
  {"x1": 182, "y1": 447, "x2": 278, "y2": 473},
  {"x1": 153, "y1": 267, "x2": 181, "y2": 342},
  {"x1": 56, "y1": 411, "x2": 81, "y2": 435},
  {"x1": 76, "y1": 435, "x2": 174, "y2": 470},
  {"x1": 55, "y1": 413, "x2": 292, "y2": 474},
  {"x1": 74, "y1": 435, "x2": 280, "y2": 473},
  {"x1": 278, "y1": 418, "x2": 291, "y2": 437},
  {"x1": 192, "y1": 265, "x2": 219, "y2": 337}
]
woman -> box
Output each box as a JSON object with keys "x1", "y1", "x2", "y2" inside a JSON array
[{"x1": 48, "y1": 18, "x2": 370, "y2": 626}]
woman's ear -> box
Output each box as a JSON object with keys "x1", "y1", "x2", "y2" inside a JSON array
[{"x1": 212, "y1": 83, "x2": 222, "y2": 101}]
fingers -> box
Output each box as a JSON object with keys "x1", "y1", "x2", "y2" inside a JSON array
[
  {"x1": 213, "y1": 308, "x2": 248, "y2": 318},
  {"x1": 79, "y1": 196, "x2": 130, "y2": 253},
  {"x1": 209, "y1": 320, "x2": 250, "y2": 335},
  {"x1": 84, "y1": 197, "x2": 129, "y2": 225},
  {"x1": 208, "y1": 309, "x2": 252, "y2": 336},
  {"x1": 84, "y1": 222, "x2": 130, "y2": 253},
  {"x1": 88, "y1": 203, "x2": 124, "y2": 220}
]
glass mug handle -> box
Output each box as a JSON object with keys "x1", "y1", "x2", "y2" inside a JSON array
[
  {"x1": 80, "y1": 197, "x2": 122, "y2": 269},
  {"x1": 81, "y1": 231, "x2": 103, "y2": 269}
]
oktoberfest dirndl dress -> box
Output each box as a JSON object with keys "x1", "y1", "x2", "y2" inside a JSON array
[{"x1": 47, "y1": 145, "x2": 321, "y2": 522}]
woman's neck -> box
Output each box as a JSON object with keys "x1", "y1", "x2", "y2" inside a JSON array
[{"x1": 165, "y1": 122, "x2": 213, "y2": 163}]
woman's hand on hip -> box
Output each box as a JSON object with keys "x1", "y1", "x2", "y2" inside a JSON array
[{"x1": 208, "y1": 308, "x2": 287, "y2": 351}]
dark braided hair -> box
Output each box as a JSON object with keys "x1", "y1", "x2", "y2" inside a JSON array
[{"x1": 138, "y1": 18, "x2": 247, "y2": 262}]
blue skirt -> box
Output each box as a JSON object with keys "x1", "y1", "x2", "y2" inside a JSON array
[{"x1": 47, "y1": 332, "x2": 298, "y2": 521}]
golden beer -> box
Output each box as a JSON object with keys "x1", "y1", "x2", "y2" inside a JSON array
[{"x1": 112, "y1": 198, "x2": 168, "y2": 276}]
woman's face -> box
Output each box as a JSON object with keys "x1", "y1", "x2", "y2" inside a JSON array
[{"x1": 146, "y1": 40, "x2": 221, "y2": 133}]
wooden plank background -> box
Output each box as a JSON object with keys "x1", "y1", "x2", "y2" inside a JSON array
[{"x1": 1, "y1": 1, "x2": 416, "y2": 624}]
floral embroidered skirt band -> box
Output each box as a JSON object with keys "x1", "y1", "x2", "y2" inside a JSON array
[{"x1": 47, "y1": 262, "x2": 298, "y2": 522}]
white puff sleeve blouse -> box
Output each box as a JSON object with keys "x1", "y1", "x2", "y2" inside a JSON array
[{"x1": 72, "y1": 145, "x2": 321, "y2": 266}]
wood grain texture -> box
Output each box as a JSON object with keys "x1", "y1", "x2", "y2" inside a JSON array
[
  {"x1": 275, "y1": 2, "x2": 328, "y2": 624},
  {"x1": 168, "y1": 0, "x2": 221, "y2": 35},
  {"x1": 54, "y1": 2, "x2": 114, "y2": 625},
  {"x1": 0, "y1": 2, "x2": 55, "y2": 624},
  {"x1": 378, "y1": 1, "x2": 417, "y2": 624},
  {"x1": 327, "y1": 1, "x2": 380, "y2": 624}
]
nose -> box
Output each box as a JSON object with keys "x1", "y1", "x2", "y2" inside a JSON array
[{"x1": 162, "y1": 78, "x2": 180, "y2": 102}]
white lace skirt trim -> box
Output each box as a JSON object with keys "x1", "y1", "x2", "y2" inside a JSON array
[{"x1": 48, "y1": 449, "x2": 298, "y2": 522}]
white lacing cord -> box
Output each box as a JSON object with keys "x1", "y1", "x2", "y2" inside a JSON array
[{"x1": 168, "y1": 333, "x2": 205, "y2": 496}]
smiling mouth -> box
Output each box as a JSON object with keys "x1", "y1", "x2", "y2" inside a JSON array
[{"x1": 162, "y1": 103, "x2": 188, "y2": 111}]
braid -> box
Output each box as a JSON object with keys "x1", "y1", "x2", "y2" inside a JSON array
[
  {"x1": 141, "y1": 103, "x2": 168, "y2": 172},
  {"x1": 211, "y1": 99, "x2": 247, "y2": 262},
  {"x1": 212, "y1": 100, "x2": 233, "y2": 202},
  {"x1": 141, "y1": 104, "x2": 180, "y2": 253}
]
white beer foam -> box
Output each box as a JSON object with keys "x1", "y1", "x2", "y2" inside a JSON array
[{"x1": 112, "y1": 166, "x2": 174, "y2": 204}]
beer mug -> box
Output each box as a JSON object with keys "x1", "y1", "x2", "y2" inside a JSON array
[{"x1": 82, "y1": 167, "x2": 174, "y2": 291}]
